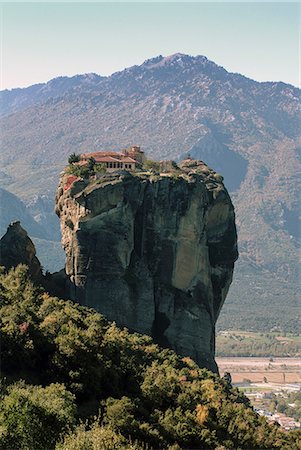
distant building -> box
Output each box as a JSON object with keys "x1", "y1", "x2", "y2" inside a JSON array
[
  {"x1": 79, "y1": 146, "x2": 145, "y2": 172},
  {"x1": 257, "y1": 410, "x2": 301, "y2": 431}
]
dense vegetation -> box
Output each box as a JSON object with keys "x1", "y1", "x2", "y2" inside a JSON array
[
  {"x1": 66, "y1": 154, "x2": 107, "y2": 179},
  {"x1": 0, "y1": 265, "x2": 300, "y2": 449},
  {"x1": 216, "y1": 331, "x2": 301, "y2": 357}
]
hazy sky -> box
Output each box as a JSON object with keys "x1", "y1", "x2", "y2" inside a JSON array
[{"x1": 1, "y1": 1, "x2": 299, "y2": 90}]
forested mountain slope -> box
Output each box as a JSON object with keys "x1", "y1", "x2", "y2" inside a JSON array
[{"x1": 0, "y1": 265, "x2": 299, "y2": 449}]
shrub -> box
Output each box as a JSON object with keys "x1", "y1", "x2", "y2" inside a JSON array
[
  {"x1": 94, "y1": 163, "x2": 106, "y2": 174},
  {"x1": 213, "y1": 173, "x2": 224, "y2": 183},
  {"x1": 169, "y1": 172, "x2": 180, "y2": 180},
  {"x1": 0, "y1": 382, "x2": 75, "y2": 450},
  {"x1": 104, "y1": 397, "x2": 139, "y2": 435},
  {"x1": 56, "y1": 422, "x2": 147, "y2": 450},
  {"x1": 143, "y1": 160, "x2": 160, "y2": 172},
  {"x1": 66, "y1": 164, "x2": 90, "y2": 179}
]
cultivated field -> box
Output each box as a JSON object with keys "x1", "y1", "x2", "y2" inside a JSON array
[
  {"x1": 216, "y1": 331, "x2": 301, "y2": 357},
  {"x1": 216, "y1": 357, "x2": 301, "y2": 384}
]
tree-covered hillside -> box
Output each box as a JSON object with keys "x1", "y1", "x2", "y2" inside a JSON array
[{"x1": 0, "y1": 265, "x2": 300, "y2": 449}]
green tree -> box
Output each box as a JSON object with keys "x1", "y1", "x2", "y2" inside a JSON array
[
  {"x1": 87, "y1": 157, "x2": 96, "y2": 171},
  {"x1": 223, "y1": 372, "x2": 232, "y2": 387},
  {"x1": 68, "y1": 153, "x2": 80, "y2": 164},
  {"x1": 56, "y1": 422, "x2": 146, "y2": 450},
  {"x1": 67, "y1": 164, "x2": 90, "y2": 179},
  {"x1": 94, "y1": 163, "x2": 106, "y2": 174},
  {"x1": 104, "y1": 397, "x2": 139, "y2": 435},
  {"x1": 0, "y1": 382, "x2": 75, "y2": 450},
  {"x1": 0, "y1": 265, "x2": 299, "y2": 450}
]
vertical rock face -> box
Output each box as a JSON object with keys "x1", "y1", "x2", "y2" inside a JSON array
[
  {"x1": 55, "y1": 160, "x2": 238, "y2": 371},
  {"x1": 0, "y1": 221, "x2": 42, "y2": 280}
]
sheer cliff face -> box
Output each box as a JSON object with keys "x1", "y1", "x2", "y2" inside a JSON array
[{"x1": 56, "y1": 160, "x2": 238, "y2": 371}]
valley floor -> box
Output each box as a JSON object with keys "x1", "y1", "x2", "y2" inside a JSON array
[
  {"x1": 217, "y1": 356, "x2": 301, "y2": 431},
  {"x1": 217, "y1": 356, "x2": 301, "y2": 384}
]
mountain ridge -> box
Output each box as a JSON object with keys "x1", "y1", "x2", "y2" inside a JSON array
[
  {"x1": 0, "y1": 187, "x2": 46, "y2": 239},
  {"x1": 1, "y1": 53, "x2": 299, "y2": 119}
]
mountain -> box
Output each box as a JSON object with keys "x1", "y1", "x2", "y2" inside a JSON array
[
  {"x1": 0, "y1": 187, "x2": 46, "y2": 239},
  {"x1": 0, "y1": 53, "x2": 300, "y2": 332},
  {"x1": 0, "y1": 73, "x2": 103, "y2": 117},
  {"x1": 26, "y1": 194, "x2": 62, "y2": 241},
  {"x1": 0, "y1": 188, "x2": 65, "y2": 272}
]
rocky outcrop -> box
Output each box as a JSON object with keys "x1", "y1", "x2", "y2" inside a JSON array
[
  {"x1": 0, "y1": 221, "x2": 42, "y2": 280},
  {"x1": 55, "y1": 160, "x2": 238, "y2": 371}
]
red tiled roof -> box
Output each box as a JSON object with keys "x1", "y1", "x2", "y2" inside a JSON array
[
  {"x1": 80, "y1": 151, "x2": 139, "y2": 164},
  {"x1": 64, "y1": 175, "x2": 79, "y2": 191},
  {"x1": 121, "y1": 157, "x2": 137, "y2": 163},
  {"x1": 82, "y1": 151, "x2": 124, "y2": 159},
  {"x1": 94, "y1": 156, "x2": 121, "y2": 162}
]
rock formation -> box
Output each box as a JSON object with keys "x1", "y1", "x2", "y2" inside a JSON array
[
  {"x1": 0, "y1": 221, "x2": 42, "y2": 280},
  {"x1": 2, "y1": 53, "x2": 300, "y2": 333},
  {"x1": 55, "y1": 160, "x2": 238, "y2": 371}
]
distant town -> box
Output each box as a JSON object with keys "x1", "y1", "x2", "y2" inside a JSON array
[{"x1": 218, "y1": 356, "x2": 301, "y2": 431}]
